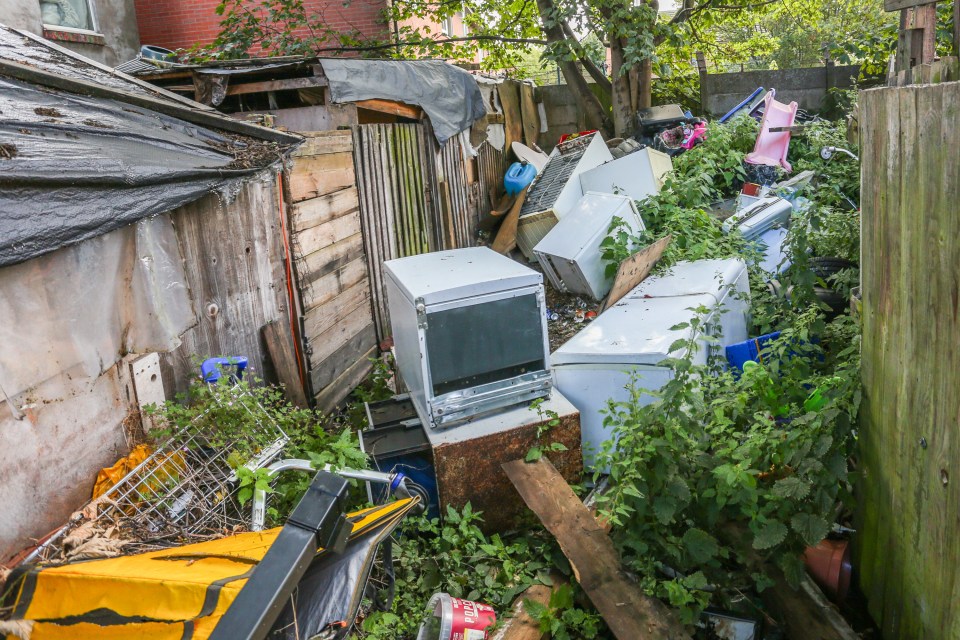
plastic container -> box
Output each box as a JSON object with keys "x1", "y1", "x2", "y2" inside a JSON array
[
  {"x1": 504, "y1": 162, "x2": 537, "y2": 195},
  {"x1": 725, "y1": 332, "x2": 781, "y2": 370},
  {"x1": 416, "y1": 593, "x2": 497, "y2": 640}
]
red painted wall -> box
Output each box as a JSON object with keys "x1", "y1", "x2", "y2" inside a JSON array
[{"x1": 134, "y1": 0, "x2": 393, "y2": 52}]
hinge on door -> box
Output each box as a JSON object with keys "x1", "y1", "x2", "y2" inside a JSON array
[{"x1": 415, "y1": 297, "x2": 428, "y2": 330}]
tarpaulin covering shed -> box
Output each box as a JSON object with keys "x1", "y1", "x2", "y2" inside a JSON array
[{"x1": 0, "y1": 25, "x2": 301, "y2": 268}]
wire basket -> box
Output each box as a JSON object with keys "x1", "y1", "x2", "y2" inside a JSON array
[{"x1": 27, "y1": 380, "x2": 288, "y2": 563}]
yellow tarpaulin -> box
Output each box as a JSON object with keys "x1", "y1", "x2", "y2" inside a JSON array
[{"x1": 4, "y1": 499, "x2": 416, "y2": 640}]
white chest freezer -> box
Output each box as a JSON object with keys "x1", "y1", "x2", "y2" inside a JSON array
[
  {"x1": 578, "y1": 147, "x2": 673, "y2": 203},
  {"x1": 722, "y1": 194, "x2": 792, "y2": 239},
  {"x1": 533, "y1": 192, "x2": 646, "y2": 300},
  {"x1": 551, "y1": 258, "x2": 750, "y2": 469},
  {"x1": 515, "y1": 133, "x2": 613, "y2": 260},
  {"x1": 385, "y1": 248, "x2": 552, "y2": 429}
]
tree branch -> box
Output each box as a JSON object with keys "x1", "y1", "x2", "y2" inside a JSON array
[{"x1": 310, "y1": 34, "x2": 549, "y2": 53}]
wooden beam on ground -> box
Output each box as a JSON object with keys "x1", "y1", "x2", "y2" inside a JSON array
[
  {"x1": 490, "y1": 580, "x2": 561, "y2": 640},
  {"x1": 262, "y1": 320, "x2": 309, "y2": 407},
  {"x1": 502, "y1": 458, "x2": 690, "y2": 640},
  {"x1": 761, "y1": 571, "x2": 860, "y2": 640},
  {"x1": 226, "y1": 75, "x2": 330, "y2": 97},
  {"x1": 601, "y1": 235, "x2": 672, "y2": 312},
  {"x1": 354, "y1": 99, "x2": 422, "y2": 120}
]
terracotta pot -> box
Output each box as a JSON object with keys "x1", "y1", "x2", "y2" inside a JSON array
[{"x1": 803, "y1": 538, "x2": 852, "y2": 603}]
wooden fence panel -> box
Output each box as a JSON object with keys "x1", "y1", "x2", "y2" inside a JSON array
[
  {"x1": 288, "y1": 130, "x2": 376, "y2": 411},
  {"x1": 858, "y1": 80, "x2": 960, "y2": 639}
]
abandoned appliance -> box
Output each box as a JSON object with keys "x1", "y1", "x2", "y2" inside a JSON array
[
  {"x1": 551, "y1": 258, "x2": 750, "y2": 469},
  {"x1": 533, "y1": 192, "x2": 646, "y2": 301},
  {"x1": 515, "y1": 132, "x2": 612, "y2": 260},
  {"x1": 722, "y1": 194, "x2": 793, "y2": 239},
  {"x1": 385, "y1": 247, "x2": 552, "y2": 429},
  {"x1": 578, "y1": 147, "x2": 673, "y2": 204}
]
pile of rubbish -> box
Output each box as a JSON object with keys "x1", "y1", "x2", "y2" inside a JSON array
[{"x1": 1, "y1": 88, "x2": 863, "y2": 640}]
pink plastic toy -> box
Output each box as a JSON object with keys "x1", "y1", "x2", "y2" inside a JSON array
[
  {"x1": 744, "y1": 90, "x2": 798, "y2": 172},
  {"x1": 681, "y1": 121, "x2": 707, "y2": 150}
]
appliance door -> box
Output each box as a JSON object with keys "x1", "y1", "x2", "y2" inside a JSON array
[
  {"x1": 423, "y1": 286, "x2": 551, "y2": 426},
  {"x1": 554, "y1": 363, "x2": 673, "y2": 471}
]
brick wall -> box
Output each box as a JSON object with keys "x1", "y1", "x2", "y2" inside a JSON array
[{"x1": 135, "y1": 0, "x2": 392, "y2": 52}]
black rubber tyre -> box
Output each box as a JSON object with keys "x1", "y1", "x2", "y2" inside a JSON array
[{"x1": 808, "y1": 257, "x2": 856, "y2": 279}]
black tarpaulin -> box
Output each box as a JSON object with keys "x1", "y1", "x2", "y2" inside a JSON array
[{"x1": 0, "y1": 75, "x2": 286, "y2": 267}]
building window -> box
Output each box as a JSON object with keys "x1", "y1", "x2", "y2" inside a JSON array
[
  {"x1": 441, "y1": 16, "x2": 454, "y2": 36},
  {"x1": 40, "y1": 0, "x2": 96, "y2": 33}
]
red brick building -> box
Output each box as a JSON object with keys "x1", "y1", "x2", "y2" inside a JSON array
[{"x1": 134, "y1": 0, "x2": 467, "y2": 55}]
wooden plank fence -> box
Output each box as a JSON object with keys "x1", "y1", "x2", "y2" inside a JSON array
[
  {"x1": 287, "y1": 131, "x2": 377, "y2": 411},
  {"x1": 353, "y1": 123, "x2": 504, "y2": 341},
  {"x1": 858, "y1": 79, "x2": 960, "y2": 638}
]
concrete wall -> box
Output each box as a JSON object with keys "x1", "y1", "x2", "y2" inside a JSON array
[
  {"x1": 0, "y1": 363, "x2": 135, "y2": 562},
  {"x1": 2, "y1": 0, "x2": 140, "y2": 66},
  {"x1": 700, "y1": 65, "x2": 861, "y2": 117}
]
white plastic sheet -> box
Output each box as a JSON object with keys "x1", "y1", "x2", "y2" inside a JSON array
[{"x1": 0, "y1": 215, "x2": 195, "y2": 397}]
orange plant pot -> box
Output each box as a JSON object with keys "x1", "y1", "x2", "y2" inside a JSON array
[{"x1": 803, "y1": 539, "x2": 852, "y2": 603}]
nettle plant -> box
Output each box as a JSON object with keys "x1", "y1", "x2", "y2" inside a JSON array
[{"x1": 593, "y1": 304, "x2": 861, "y2": 623}]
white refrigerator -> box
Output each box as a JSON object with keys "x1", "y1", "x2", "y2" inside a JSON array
[{"x1": 551, "y1": 258, "x2": 750, "y2": 469}]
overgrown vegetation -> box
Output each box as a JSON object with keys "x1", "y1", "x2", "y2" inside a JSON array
[{"x1": 593, "y1": 114, "x2": 862, "y2": 624}]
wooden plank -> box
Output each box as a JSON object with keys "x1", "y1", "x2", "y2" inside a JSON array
[
  {"x1": 261, "y1": 320, "x2": 309, "y2": 407},
  {"x1": 288, "y1": 152, "x2": 356, "y2": 202},
  {"x1": 296, "y1": 232, "x2": 364, "y2": 283},
  {"x1": 884, "y1": 0, "x2": 936, "y2": 13},
  {"x1": 858, "y1": 82, "x2": 960, "y2": 638},
  {"x1": 355, "y1": 99, "x2": 423, "y2": 120},
  {"x1": 520, "y1": 82, "x2": 540, "y2": 146},
  {"x1": 310, "y1": 327, "x2": 377, "y2": 391},
  {"x1": 160, "y1": 173, "x2": 289, "y2": 396},
  {"x1": 491, "y1": 187, "x2": 527, "y2": 254},
  {"x1": 291, "y1": 186, "x2": 360, "y2": 233},
  {"x1": 313, "y1": 347, "x2": 376, "y2": 413},
  {"x1": 502, "y1": 459, "x2": 689, "y2": 640},
  {"x1": 490, "y1": 583, "x2": 557, "y2": 640},
  {"x1": 293, "y1": 211, "x2": 362, "y2": 257},
  {"x1": 302, "y1": 279, "x2": 372, "y2": 339},
  {"x1": 226, "y1": 75, "x2": 328, "y2": 97},
  {"x1": 498, "y1": 81, "x2": 524, "y2": 158},
  {"x1": 300, "y1": 255, "x2": 368, "y2": 311},
  {"x1": 293, "y1": 131, "x2": 353, "y2": 158},
  {"x1": 308, "y1": 314, "x2": 375, "y2": 366},
  {"x1": 601, "y1": 235, "x2": 672, "y2": 312}
]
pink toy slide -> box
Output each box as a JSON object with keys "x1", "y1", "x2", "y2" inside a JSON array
[{"x1": 745, "y1": 90, "x2": 799, "y2": 172}]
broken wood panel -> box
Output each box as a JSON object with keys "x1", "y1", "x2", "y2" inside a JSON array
[
  {"x1": 291, "y1": 186, "x2": 360, "y2": 233},
  {"x1": 858, "y1": 82, "x2": 960, "y2": 639},
  {"x1": 313, "y1": 346, "x2": 376, "y2": 412},
  {"x1": 434, "y1": 131, "x2": 475, "y2": 248},
  {"x1": 302, "y1": 279, "x2": 372, "y2": 340},
  {"x1": 520, "y1": 82, "x2": 540, "y2": 146},
  {"x1": 288, "y1": 152, "x2": 355, "y2": 203},
  {"x1": 476, "y1": 140, "x2": 507, "y2": 222},
  {"x1": 498, "y1": 80, "x2": 524, "y2": 156},
  {"x1": 355, "y1": 98, "x2": 423, "y2": 120},
  {"x1": 503, "y1": 458, "x2": 689, "y2": 640},
  {"x1": 162, "y1": 172, "x2": 289, "y2": 394},
  {"x1": 226, "y1": 75, "x2": 329, "y2": 97},
  {"x1": 308, "y1": 310, "x2": 375, "y2": 366},
  {"x1": 310, "y1": 326, "x2": 378, "y2": 392},
  {"x1": 262, "y1": 319, "x2": 309, "y2": 407},
  {"x1": 601, "y1": 235, "x2": 672, "y2": 311},
  {"x1": 300, "y1": 254, "x2": 367, "y2": 311},
  {"x1": 292, "y1": 130, "x2": 353, "y2": 158},
  {"x1": 292, "y1": 211, "x2": 362, "y2": 262}
]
